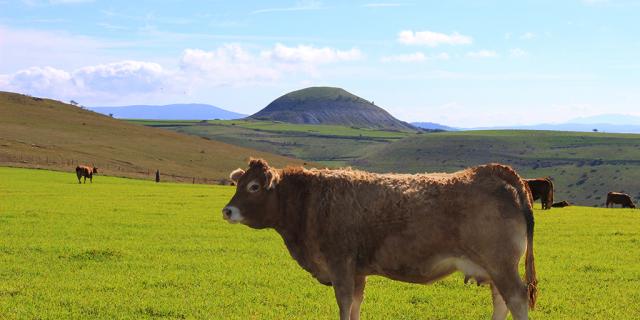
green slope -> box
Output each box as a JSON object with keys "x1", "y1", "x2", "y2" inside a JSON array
[
  {"x1": 0, "y1": 91, "x2": 307, "y2": 183},
  {"x1": 128, "y1": 119, "x2": 413, "y2": 168},
  {"x1": 358, "y1": 130, "x2": 640, "y2": 206},
  {"x1": 130, "y1": 120, "x2": 640, "y2": 207},
  {"x1": 1, "y1": 167, "x2": 639, "y2": 319}
]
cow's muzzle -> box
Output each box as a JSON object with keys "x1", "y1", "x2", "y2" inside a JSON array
[{"x1": 221, "y1": 206, "x2": 243, "y2": 223}]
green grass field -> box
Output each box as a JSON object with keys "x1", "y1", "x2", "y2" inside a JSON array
[{"x1": 1, "y1": 167, "x2": 639, "y2": 319}]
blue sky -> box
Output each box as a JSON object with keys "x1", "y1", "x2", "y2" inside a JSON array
[{"x1": 1, "y1": 0, "x2": 639, "y2": 127}]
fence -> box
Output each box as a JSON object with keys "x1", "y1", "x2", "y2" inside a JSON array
[{"x1": 0, "y1": 153, "x2": 229, "y2": 185}]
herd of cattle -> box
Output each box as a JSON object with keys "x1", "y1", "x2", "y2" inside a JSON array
[
  {"x1": 74, "y1": 163, "x2": 637, "y2": 209},
  {"x1": 522, "y1": 176, "x2": 636, "y2": 209}
]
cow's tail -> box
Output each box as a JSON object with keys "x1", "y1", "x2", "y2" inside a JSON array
[
  {"x1": 476, "y1": 164, "x2": 538, "y2": 309},
  {"x1": 523, "y1": 196, "x2": 537, "y2": 309}
]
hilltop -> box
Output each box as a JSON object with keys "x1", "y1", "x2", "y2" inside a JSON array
[
  {"x1": 89, "y1": 103, "x2": 246, "y2": 120},
  {"x1": 250, "y1": 87, "x2": 416, "y2": 131},
  {"x1": 0, "y1": 91, "x2": 306, "y2": 183}
]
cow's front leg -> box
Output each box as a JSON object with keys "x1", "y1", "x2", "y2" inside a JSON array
[
  {"x1": 350, "y1": 276, "x2": 366, "y2": 320},
  {"x1": 330, "y1": 259, "x2": 356, "y2": 320}
]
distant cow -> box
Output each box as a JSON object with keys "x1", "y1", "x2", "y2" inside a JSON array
[
  {"x1": 525, "y1": 178, "x2": 554, "y2": 210},
  {"x1": 222, "y1": 159, "x2": 537, "y2": 320},
  {"x1": 551, "y1": 201, "x2": 571, "y2": 208},
  {"x1": 75, "y1": 165, "x2": 98, "y2": 184},
  {"x1": 606, "y1": 192, "x2": 636, "y2": 208}
]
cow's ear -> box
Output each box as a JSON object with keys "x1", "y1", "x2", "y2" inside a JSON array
[
  {"x1": 229, "y1": 168, "x2": 245, "y2": 183},
  {"x1": 265, "y1": 168, "x2": 280, "y2": 190}
]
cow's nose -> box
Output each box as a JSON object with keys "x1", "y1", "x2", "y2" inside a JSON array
[{"x1": 222, "y1": 207, "x2": 232, "y2": 218}]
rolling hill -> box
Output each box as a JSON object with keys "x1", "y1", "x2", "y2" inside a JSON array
[
  {"x1": 0, "y1": 91, "x2": 306, "y2": 183},
  {"x1": 89, "y1": 103, "x2": 246, "y2": 120},
  {"x1": 250, "y1": 87, "x2": 416, "y2": 131},
  {"x1": 132, "y1": 120, "x2": 640, "y2": 206},
  {"x1": 355, "y1": 130, "x2": 640, "y2": 206}
]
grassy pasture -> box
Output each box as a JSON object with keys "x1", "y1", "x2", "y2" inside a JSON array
[{"x1": 1, "y1": 167, "x2": 639, "y2": 319}]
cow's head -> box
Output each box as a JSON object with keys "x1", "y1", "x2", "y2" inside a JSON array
[
  {"x1": 92, "y1": 167, "x2": 98, "y2": 174},
  {"x1": 222, "y1": 158, "x2": 281, "y2": 229}
]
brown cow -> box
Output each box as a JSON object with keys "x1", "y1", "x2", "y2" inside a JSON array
[
  {"x1": 222, "y1": 159, "x2": 537, "y2": 320},
  {"x1": 606, "y1": 192, "x2": 636, "y2": 208},
  {"x1": 525, "y1": 178, "x2": 554, "y2": 210},
  {"x1": 551, "y1": 201, "x2": 571, "y2": 208},
  {"x1": 75, "y1": 165, "x2": 98, "y2": 184}
]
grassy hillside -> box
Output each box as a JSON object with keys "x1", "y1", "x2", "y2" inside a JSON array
[
  {"x1": 129, "y1": 119, "x2": 412, "y2": 167},
  {"x1": 0, "y1": 92, "x2": 307, "y2": 183},
  {"x1": 130, "y1": 120, "x2": 640, "y2": 206},
  {"x1": 358, "y1": 130, "x2": 640, "y2": 206},
  {"x1": 1, "y1": 167, "x2": 639, "y2": 319}
]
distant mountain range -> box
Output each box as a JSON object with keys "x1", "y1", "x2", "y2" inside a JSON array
[
  {"x1": 250, "y1": 87, "x2": 417, "y2": 131},
  {"x1": 89, "y1": 104, "x2": 246, "y2": 120},
  {"x1": 469, "y1": 114, "x2": 640, "y2": 133},
  {"x1": 411, "y1": 122, "x2": 458, "y2": 131}
]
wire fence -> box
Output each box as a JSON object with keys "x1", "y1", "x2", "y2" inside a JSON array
[{"x1": 0, "y1": 153, "x2": 232, "y2": 185}]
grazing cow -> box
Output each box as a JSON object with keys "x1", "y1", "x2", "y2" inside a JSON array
[
  {"x1": 222, "y1": 159, "x2": 537, "y2": 320},
  {"x1": 606, "y1": 192, "x2": 636, "y2": 208},
  {"x1": 525, "y1": 178, "x2": 554, "y2": 210},
  {"x1": 551, "y1": 201, "x2": 571, "y2": 208},
  {"x1": 75, "y1": 165, "x2": 98, "y2": 184}
]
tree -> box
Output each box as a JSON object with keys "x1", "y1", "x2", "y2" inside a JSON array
[
  {"x1": 109, "y1": 113, "x2": 114, "y2": 118},
  {"x1": 593, "y1": 128, "x2": 598, "y2": 132},
  {"x1": 70, "y1": 100, "x2": 78, "y2": 106}
]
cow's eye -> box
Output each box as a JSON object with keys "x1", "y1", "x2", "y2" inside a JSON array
[{"x1": 247, "y1": 181, "x2": 260, "y2": 193}]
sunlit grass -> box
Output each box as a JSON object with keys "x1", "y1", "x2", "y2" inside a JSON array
[{"x1": 1, "y1": 167, "x2": 639, "y2": 319}]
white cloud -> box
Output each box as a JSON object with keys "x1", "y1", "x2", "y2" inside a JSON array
[
  {"x1": 7, "y1": 66, "x2": 74, "y2": 96},
  {"x1": 466, "y1": 50, "x2": 499, "y2": 58},
  {"x1": 73, "y1": 61, "x2": 167, "y2": 94},
  {"x1": 263, "y1": 43, "x2": 362, "y2": 64},
  {"x1": 520, "y1": 32, "x2": 536, "y2": 40},
  {"x1": 380, "y1": 52, "x2": 449, "y2": 63},
  {"x1": 397, "y1": 30, "x2": 472, "y2": 47},
  {"x1": 180, "y1": 46, "x2": 280, "y2": 84},
  {"x1": 509, "y1": 48, "x2": 528, "y2": 58},
  {"x1": 0, "y1": 42, "x2": 363, "y2": 103},
  {"x1": 0, "y1": 61, "x2": 169, "y2": 101}
]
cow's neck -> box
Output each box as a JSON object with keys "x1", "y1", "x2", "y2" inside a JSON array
[{"x1": 273, "y1": 171, "x2": 314, "y2": 272}]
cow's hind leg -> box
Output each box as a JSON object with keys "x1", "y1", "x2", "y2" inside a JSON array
[
  {"x1": 491, "y1": 268, "x2": 528, "y2": 320},
  {"x1": 350, "y1": 276, "x2": 366, "y2": 320},
  {"x1": 490, "y1": 283, "x2": 508, "y2": 320}
]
